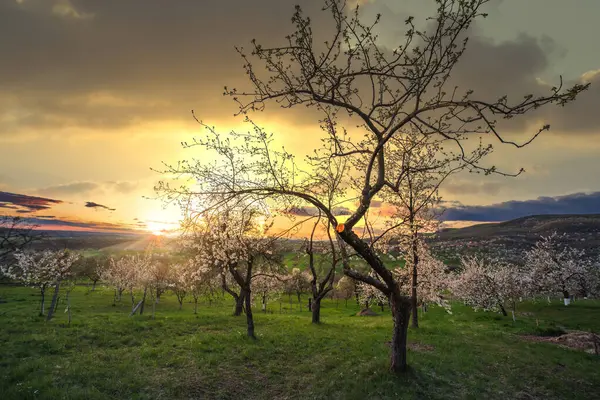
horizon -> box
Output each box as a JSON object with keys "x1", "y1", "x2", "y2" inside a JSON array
[{"x1": 1, "y1": 0, "x2": 600, "y2": 236}]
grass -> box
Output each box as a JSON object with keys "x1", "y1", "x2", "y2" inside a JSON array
[{"x1": 0, "y1": 286, "x2": 599, "y2": 400}]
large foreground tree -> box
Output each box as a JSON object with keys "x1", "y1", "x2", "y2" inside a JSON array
[{"x1": 158, "y1": 0, "x2": 588, "y2": 372}]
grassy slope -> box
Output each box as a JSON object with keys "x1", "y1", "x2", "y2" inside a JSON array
[{"x1": 0, "y1": 286, "x2": 599, "y2": 400}]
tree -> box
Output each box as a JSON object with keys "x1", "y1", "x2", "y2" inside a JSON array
[
  {"x1": 253, "y1": 273, "x2": 284, "y2": 313},
  {"x1": 394, "y1": 241, "x2": 451, "y2": 314},
  {"x1": 525, "y1": 233, "x2": 588, "y2": 305},
  {"x1": 335, "y1": 276, "x2": 356, "y2": 307},
  {"x1": 0, "y1": 216, "x2": 40, "y2": 265},
  {"x1": 452, "y1": 255, "x2": 524, "y2": 318},
  {"x1": 185, "y1": 205, "x2": 281, "y2": 339},
  {"x1": 102, "y1": 256, "x2": 130, "y2": 306},
  {"x1": 378, "y1": 127, "x2": 465, "y2": 328},
  {"x1": 76, "y1": 253, "x2": 109, "y2": 291},
  {"x1": 2, "y1": 249, "x2": 79, "y2": 319},
  {"x1": 169, "y1": 261, "x2": 193, "y2": 310},
  {"x1": 158, "y1": 0, "x2": 588, "y2": 372},
  {"x1": 304, "y1": 217, "x2": 339, "y2": 323}
]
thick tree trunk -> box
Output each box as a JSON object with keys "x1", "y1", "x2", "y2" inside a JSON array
[
  {"x1": 234, "y1": 289, "x2": 245, "y2": 316},
  {"x1": 311, "y1": 297, "x2": 321, "y2": 324},
  {"x1": 244, "y1": 288, "x2": 255, "y2": 339},
  {"x1": 46, "y1": 282, "x2": 61, "y2": 322},
  {"x1": 390, "y1": 295, "x2": 411, "y2": 373}
]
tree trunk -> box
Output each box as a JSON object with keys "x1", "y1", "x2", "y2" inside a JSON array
[
  {"x1": 308, "y1": 297, "x2": 312, "y2": 312},
  {"x1": 91, "y1": 280, "x2": 97, "y2": 291},
  {"x1": 39, "y1": 288, "x2": 46, "y2": 316},
  {"x1": 390, "y1": 294, "x2": 410, "y2": 373},
  {"x1": 194, "y1": 296, "x2": 198, "y2": 314},
  {"x1": 152, "y1": 289, "x2": 157, "y2": 319},
  {"x1": 245, "y1": 288, "x2": 255, "y2": 339},
  {"x1": 410, "y1": 238, "x2": 419, "y2": 328},
  {"x1": 234, "y1": 289, "x2": 245, "y2": 316},
  {"x1": 563, "y1": 290, "x2": 571, "y2": 306},
  {"x1": 498, "y1": 303, "x2": 508, "y2": 316},
  {"x1": 66, "y1": 290, "x2": 72, "y2": 326},
  {"x1": 139, "y1": 287, "x2": 148, "y2": 315},
  {"x1": 46, "y1": 281, "x2": 61, "y2": 322},
  {"x1": 130, "y1": 299, "x2": 144, "y2": 316},
  {"x1": 311, "y1": 297, "x2": 321, "y2": 324}
]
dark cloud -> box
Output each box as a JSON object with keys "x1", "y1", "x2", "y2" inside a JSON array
[
  {"x1": 0, "y1": 0, "x2": 331, "y2": 135},
  {"x1": 441, "y1": 191, "x2": 600, "y2": 222},
  {"x1": 1, "y1": 0, "x2": 594, "y2": 138},
  {"x1": 0, "y1": 191, "x2": 63, "y2": 213},
  {"x1": 84, "y1": 201, "x2": 116, "y2": 211},
  {"x1": 21, "y1": 216, "x2": 138, "y2": 232}
]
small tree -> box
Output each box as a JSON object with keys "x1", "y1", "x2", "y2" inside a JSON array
[
  {"x1": 102, "y1": 256, "x2": 129, "y2": 306},
  {"x1": 452, "y1": 255, "x2": 524, "y2": 318},
  {"x1": 394, "y1": 241, "x2": 451, "y2": 314},
  {"x1": 335, "y1": 276, "x2": 356, "y2": 307},
  {"x1": 169, "y1": 261, "x2": 192, "y2": 310},
  {"x1": 76, "y1": 253, "x2": 108, "y2": 291},
  {"x1": 525, "y1": 233, "x2": 587, "y2": 305},
  {"x1": 2, "y1": 249, "x2": 79, "y2": 319}
]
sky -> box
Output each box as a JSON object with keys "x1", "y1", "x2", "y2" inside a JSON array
[{"x1": 1, "y1": 0, "x2": 599, "y2": 234}]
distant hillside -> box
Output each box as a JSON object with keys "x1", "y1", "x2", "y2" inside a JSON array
[
  {"x1": 438, "y1": 214, "x2": 600, "y2": 240},
  {"x1": 431, "y1": 214, "x2": 600, "y2": 262}
]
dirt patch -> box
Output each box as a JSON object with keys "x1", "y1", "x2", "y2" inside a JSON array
[
  {"x1": 521, "y1": 331, "x2": 600, "y2": 355},
  {"x1": 357, "y1": 308, "x2": 379, "y2": 316}
]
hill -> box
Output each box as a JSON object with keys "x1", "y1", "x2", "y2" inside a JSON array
[{"x1": 431, "y1": 214, "x2": 600, "y2": 262}]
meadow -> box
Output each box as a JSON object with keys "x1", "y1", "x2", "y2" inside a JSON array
[{"x1": 1, "y1": 285, "x2": 599, "y2": 400}]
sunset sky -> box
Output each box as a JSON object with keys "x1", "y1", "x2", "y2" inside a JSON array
[{"x1": 1, "y1": 0, "x2": 600, "y2": 234}]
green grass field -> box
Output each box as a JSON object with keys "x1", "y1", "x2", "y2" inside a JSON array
[{"x1": 0, "y1": 285, "x2": 599, "y2": 400}]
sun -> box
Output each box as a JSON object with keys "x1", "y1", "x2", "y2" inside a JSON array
[{"x1": 145, "y1": 220, "x2": 174, "y2": 236}]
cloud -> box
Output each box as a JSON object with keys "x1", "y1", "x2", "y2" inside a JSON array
[
  {"x1": 443, "y1": 181, "x2": 505, "y2": 196},
  {"x1": 441, "y1": 191, "x2": 600, "y2": 222},
  {"x1": 21, "y1": 216, "x2": 139, "y2": 233},
  {"x1": 34, "y1": 180, "x2": 138, "y2": 197},
  {"x1": 0, "y1": 191, "x2": 63, "y2": 213},
  {"x1": 85, "y1": 201, "x2": 115, "y2": 211},
  {"x1": 332, "y1": 206, "x2": 352, "y2": 216},
  {"x1": 36, "y1": 181, "x2": 99, "y2": 197},
  {"x1": 283, "y1": 206, "x2": 319, "y2": 217},
  {"x1": 1, "y1": 0, "x2": 594, "y2": 139}
]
